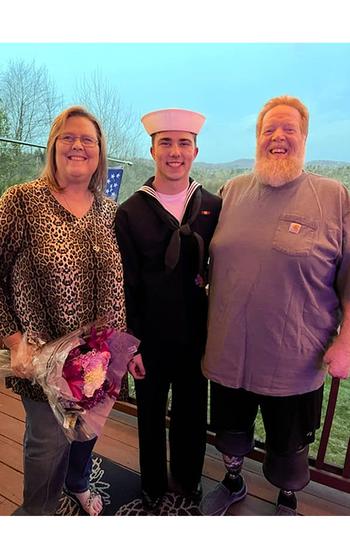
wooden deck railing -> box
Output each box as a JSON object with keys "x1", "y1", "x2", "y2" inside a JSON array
[{"x1": 310, "y1": 378, "x2": 350, "y2": 492}]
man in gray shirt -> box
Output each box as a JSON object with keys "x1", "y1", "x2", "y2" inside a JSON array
[{"x1": 200, "y1": 95, "x2": 350, "y2": 515}]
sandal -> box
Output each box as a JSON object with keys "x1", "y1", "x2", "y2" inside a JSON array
[{"x1": 65, "y1": 488, "x2": 104, "y2": 516}]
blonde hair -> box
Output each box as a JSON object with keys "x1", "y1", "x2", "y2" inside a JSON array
[
  {"x1": 41, "y1": 106, "x2": 107, "y2": 195},
  {"x1": 256, "y1": 95, "x2": 309, "y2": 138}
]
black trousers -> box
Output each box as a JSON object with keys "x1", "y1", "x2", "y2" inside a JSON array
[
  {"x1": 210, "y1": 383, "x2": 324, "y2": 491},
  {"x1": 210, "y1": 382, "x2": 324, "y2": 454},
  {"x1": 135, "y1": 343, "x2": 208, "y2": 498}
]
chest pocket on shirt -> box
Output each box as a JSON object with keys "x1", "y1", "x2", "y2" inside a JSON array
[{"x1": 272, "y1": 214, "x2": 318, "y2": 256}]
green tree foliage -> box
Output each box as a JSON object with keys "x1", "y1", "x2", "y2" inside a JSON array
[
  {"x1": 306, "y1": 164, "x2": 350, "y2": 189},
  {"x1": 117, "y1": 158, "x2": 350, "y2": 202}
]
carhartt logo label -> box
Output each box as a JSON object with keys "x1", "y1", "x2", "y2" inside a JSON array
[
  {"x1": 289, "y1": 222, "x2": 302, "y2": 234},
  {"x1": 201, "y1": 210, "x2": 211, "y2": 215}
]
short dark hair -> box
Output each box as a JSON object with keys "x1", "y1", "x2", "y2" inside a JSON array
[{"x1": 151, "y1": 132, "x2": 197, "y2": 147}]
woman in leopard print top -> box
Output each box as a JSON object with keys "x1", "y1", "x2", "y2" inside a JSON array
[
  {"x1": 1, "y1": 177, "x2": 126, "y2": 399},
  {"x1": 0, "y1": 106, "x2": 137, "y2": 516}
]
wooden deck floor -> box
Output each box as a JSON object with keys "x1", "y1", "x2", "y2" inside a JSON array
[{"x1": 0, "y1": 380, "x2": 349, "y2": 516}]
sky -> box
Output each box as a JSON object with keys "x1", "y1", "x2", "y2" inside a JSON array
[{"x1": 1, "y1": 42, "x2": 350, "y2": 163}]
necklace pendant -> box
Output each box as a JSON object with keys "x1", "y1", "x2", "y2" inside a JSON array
[{"x1": 93, "y1": 245, "x2": 100, "y2": 253}]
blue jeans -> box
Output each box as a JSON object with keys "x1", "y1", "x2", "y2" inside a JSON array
[{"x1": 13, "y1": 397, "x2": 97, "y2": 515}]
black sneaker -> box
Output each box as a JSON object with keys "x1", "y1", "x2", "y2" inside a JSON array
[
  {"x1": 275, "y1": 503, "x2": 297, "y2": 515},
  {"x1": 177, "y1": 482, "x2": 203, "y2": 504},
  {"x1": 170, "y1": 479, "x2": 203, "y2": 504},
  {"x1": 275, "y1": 490, "x2": 297, "y2": 516},
  {"x1": 141, "y1": 490, "x2": 164, "y2": 512},
  {"x1": 188, "y1": 482, "x2": 203, "y2": 504}
]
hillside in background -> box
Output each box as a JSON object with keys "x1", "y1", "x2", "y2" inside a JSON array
[
  {"x1": 196, "y1": 159, "x2": 350, "y2": 169},
  {"x1": 119, "y1": 158, "x2": 350, "y2": 202},
  {"x1": 1, "y1": 150, "x2": 350, "y2": 200}
]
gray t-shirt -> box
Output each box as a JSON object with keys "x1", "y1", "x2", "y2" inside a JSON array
[{"x1": 202, "y1": 172, "x2": 350, "y2": 396}]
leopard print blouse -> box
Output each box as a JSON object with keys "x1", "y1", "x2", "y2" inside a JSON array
[{"x1": 0, "y1": 178, "x2": 126, "y2": 401}]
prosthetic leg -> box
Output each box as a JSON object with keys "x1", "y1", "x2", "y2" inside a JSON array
[
  {"x1": 263, "y1": 445, "x2": 310, "y2": 515},
  {"x1": 199, "y1": 427, "x2": 254, "y2": 515}
]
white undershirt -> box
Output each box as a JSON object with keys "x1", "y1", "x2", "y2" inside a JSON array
[{"x1": 157, "y1": 187, "x2": 188, "y2": 222}]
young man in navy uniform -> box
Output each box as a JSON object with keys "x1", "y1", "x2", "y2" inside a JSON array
[{"x1": 116, "y1": 108, "x2": 221, "y2": 511}]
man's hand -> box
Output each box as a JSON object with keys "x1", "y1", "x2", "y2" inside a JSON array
[
  {"x1": 323, "y1": 338, "x2": 350, "y2": 379},
  {"x1": 127, "y1": 353, "x2": 146, "y2": 380}
]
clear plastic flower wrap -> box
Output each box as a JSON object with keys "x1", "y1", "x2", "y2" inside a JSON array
[{"x1": 0, "y1": 323, "x2": 139, "y2": 442}]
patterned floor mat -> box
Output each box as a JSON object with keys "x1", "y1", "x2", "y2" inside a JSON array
[{"x1": 56, "y1": 453, "x2": 201, "y2": 516}]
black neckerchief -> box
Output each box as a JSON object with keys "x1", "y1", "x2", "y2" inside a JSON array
[{"x1": 138, "y1": 177, "x2": 204, "y2": 276}]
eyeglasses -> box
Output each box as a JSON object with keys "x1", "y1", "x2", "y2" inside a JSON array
[{"x1": 58, "y1": 134, "x2": 99, "y2": 147}]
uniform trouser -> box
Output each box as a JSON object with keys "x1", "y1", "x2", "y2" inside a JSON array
[
  {"x1": 135, "y1": 344, "x2": 208, "y2": 498},
  {"x1": 13, "y1": 397, "x2": 97, "y2": 516}
]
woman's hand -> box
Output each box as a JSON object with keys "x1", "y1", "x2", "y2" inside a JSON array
[
  {"x1": 127, "y1": 353, "x2": 146, "y2": 380},
  {"x1": 3, "y1": 332, "x2": 36, "y2": 378}
]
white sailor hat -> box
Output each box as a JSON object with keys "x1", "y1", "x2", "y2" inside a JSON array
[{"x1": 141, "y1": 108, "x2": 206, "y2": 135}]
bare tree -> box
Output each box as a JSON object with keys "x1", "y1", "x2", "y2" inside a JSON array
[
  {"x1": 0, "y1": 61, "x2": 62, "y2": 192},
  {"x1": 0, "y1": 100, "x2": 12, "y2": 194},
  {"x1": 0, "y1": 59, "x2": 62, "y2": 145},
  {"x1": 74, "y1": 70, "x2": 143, "y2": 160}
]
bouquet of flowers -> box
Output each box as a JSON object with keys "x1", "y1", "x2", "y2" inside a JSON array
[{"x1": 0, "y1": 323, "x2": 139, "y2": 442}]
